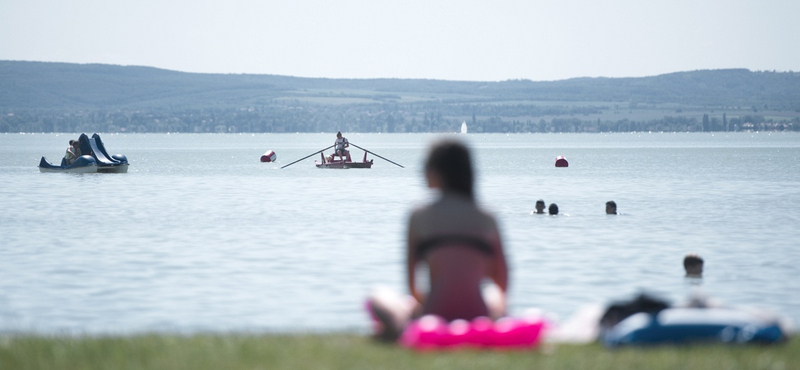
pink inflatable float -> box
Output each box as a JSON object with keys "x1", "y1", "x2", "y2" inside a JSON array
[{"x1": 398, "y1": 315, "x2": 548, "y2": 350}]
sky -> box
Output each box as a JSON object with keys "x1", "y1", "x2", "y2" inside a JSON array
[{"x1": 1, "y1": 0, "x2": 798, "y2": 82}]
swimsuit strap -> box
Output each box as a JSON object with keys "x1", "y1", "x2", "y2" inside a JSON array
[{"x1": 416, "y1": 235, "x2": 493, "y2": 257}]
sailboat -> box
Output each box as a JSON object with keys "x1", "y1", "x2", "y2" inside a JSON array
[{"x1": 461, "y1": 121, "x2": 468, "y2": 134}]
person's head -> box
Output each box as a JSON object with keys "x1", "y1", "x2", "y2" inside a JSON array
[
  {"x1": 424, "y1": 139, "x2": 474, "y2": 200},
  {"x1": 683, "y1": 253, "x2": 704, "y2": 277},
  {"x1": 336, "y1": 131, "x2": 342, "y2": 138},
  {"x1": 535, "y1": 199, "x2": 546, "y2": 213},
  {"x1": 606, "y1": 200, "x2": 617, "y2": 214},
  {"x1": 548, "y1": 203, "x2": 558, "y2": 215},
  {"x1": 69, "y1": 139, "x2": 76, "y2": 146}
]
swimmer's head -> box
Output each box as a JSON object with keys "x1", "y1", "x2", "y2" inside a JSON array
[
  {"x1": 548, "y1": 203, "x2": 559, "y2": 215},
  {"x1": 606, "y1": 200, "x2": 617, "y2": 214},
  {"x1": 684, "y1": 253, "x2": 704, "y2": 277},
  {"x1": 535, "y1": 199, "x2": 546, "y2": 213},
  {"x1": 425, "y1": 140, "x2": 474, "y2": 200}
]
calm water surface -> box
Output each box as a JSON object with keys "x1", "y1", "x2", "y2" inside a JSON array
[{"x1": 1, "y1": 132, "x2": 798, "y2": 334}]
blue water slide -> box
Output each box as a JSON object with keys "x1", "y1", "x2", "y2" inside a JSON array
[
  {"x1": 79, "y1": 133, "x2": 127, "y2": 166},
  {"x1": 92, "y1": 133, "x2": 128, "y2": 164}
]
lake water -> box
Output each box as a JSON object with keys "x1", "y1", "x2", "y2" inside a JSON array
[{"x1": 1, "y1": 132, "x2": 799, "y2": 335}]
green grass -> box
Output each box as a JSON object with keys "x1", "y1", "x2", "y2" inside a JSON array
[{"x1": 0, "y1": 334, "x2": 796, "y2": 370}]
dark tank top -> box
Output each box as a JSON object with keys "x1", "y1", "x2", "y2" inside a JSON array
[{"x1": 416, "y1": 235, "x2": 493, "y2": 258}]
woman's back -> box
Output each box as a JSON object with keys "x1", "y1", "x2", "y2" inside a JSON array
[{"x1": 409, "y1": 193, "x2": 504, "y2": 321}]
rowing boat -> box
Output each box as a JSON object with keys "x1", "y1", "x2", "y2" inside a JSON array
[{"x1": 315, "y1": 150, "x2": 373, "y2": 169}]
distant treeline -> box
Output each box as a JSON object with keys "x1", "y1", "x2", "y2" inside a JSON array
[
  {"x1": 3, "y1": 104, "x2": 796, "y2": 133},
  {"x1": 1, "y1": 61, "x2": 799, "y2": 133}
]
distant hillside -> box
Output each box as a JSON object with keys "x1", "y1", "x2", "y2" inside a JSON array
[
  {"x1": 1, "y1": 61, "x2": 798, "y2": 133},
  {"x1": 2, "y1": 61, "x2": 799, "y2": 110}
]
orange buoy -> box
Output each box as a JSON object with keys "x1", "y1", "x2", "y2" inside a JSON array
[
  {"x1": 555, "y1": 156, "x2": 568, "y2": 167},
  {"x1": 261, "y1": 150, "x2": 277, "y2": 162}
]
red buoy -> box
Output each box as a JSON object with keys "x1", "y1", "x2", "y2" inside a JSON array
[
  {"x1": 555, "y1": 156, "x2": 568, "y2": 167},
  {"x1": 261, "y1": 150, "x2": 277, "y2": 162}
]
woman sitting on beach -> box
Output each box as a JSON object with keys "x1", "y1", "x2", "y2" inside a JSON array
[{"x1": 369, "y1": 139, "x2": 508, "y2": 340}]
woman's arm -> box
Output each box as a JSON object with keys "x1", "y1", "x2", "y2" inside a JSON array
[
  {"x1": 489, "y1": 220, "x2": 508, "y2": 293},
  {"x1": 406, "y1": 213, "x2": 424, "y2": 303},
  {"x1": 485, "y1": 219, "x2": 508, "y2": 318},
  {"x1": 493, "y1": 243, "x2": 508, "y2": 293}
]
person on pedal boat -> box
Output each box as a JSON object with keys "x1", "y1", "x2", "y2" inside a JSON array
[{"x1": 63, "y1": 139, "x2": 82, "y2": 165}]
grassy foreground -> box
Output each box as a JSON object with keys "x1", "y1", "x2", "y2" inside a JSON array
[{"x1": 0, "y1": 334, "x2": 796, "y2": 370}]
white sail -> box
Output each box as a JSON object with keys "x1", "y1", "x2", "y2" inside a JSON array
[{"x1": 461, "y1": 121, "x2": 468, "y2": 134}]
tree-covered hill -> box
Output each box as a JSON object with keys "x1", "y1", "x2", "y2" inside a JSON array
[
  {"x1": 1, "y1": 60, "x2": 798, "y2": 133},
  {"x1": 3, "y1": 61, "x2": 799, "y2": 109}
]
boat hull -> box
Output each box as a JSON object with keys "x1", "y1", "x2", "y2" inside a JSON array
[
  {"x1": 98, "y1": 164, "x2": 129, "y2": 173},
  {"x1": 38, "y1": 165, "x2": 98, "y2": 173},
  {"x1": 315, "y1": 161, "x2": 373, "y2": 169}
]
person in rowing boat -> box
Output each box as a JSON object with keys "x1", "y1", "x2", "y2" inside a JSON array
[
  {"x1": 333, "y1": 131, "x2": 351, "y2": 162},
  {"x1": 368, "y1": 139, "x2": 508, "y2": 341},
  {"x1": 63, "y1": 139, "x2": 82, "y2": 166}
]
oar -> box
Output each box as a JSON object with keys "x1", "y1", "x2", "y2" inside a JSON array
[
  {"x1": 350, "y1": 143, "x2": 404, "y2": 168},
  {"x1": 281, "y1": 145, "x2": 335, "y2": 169}
]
